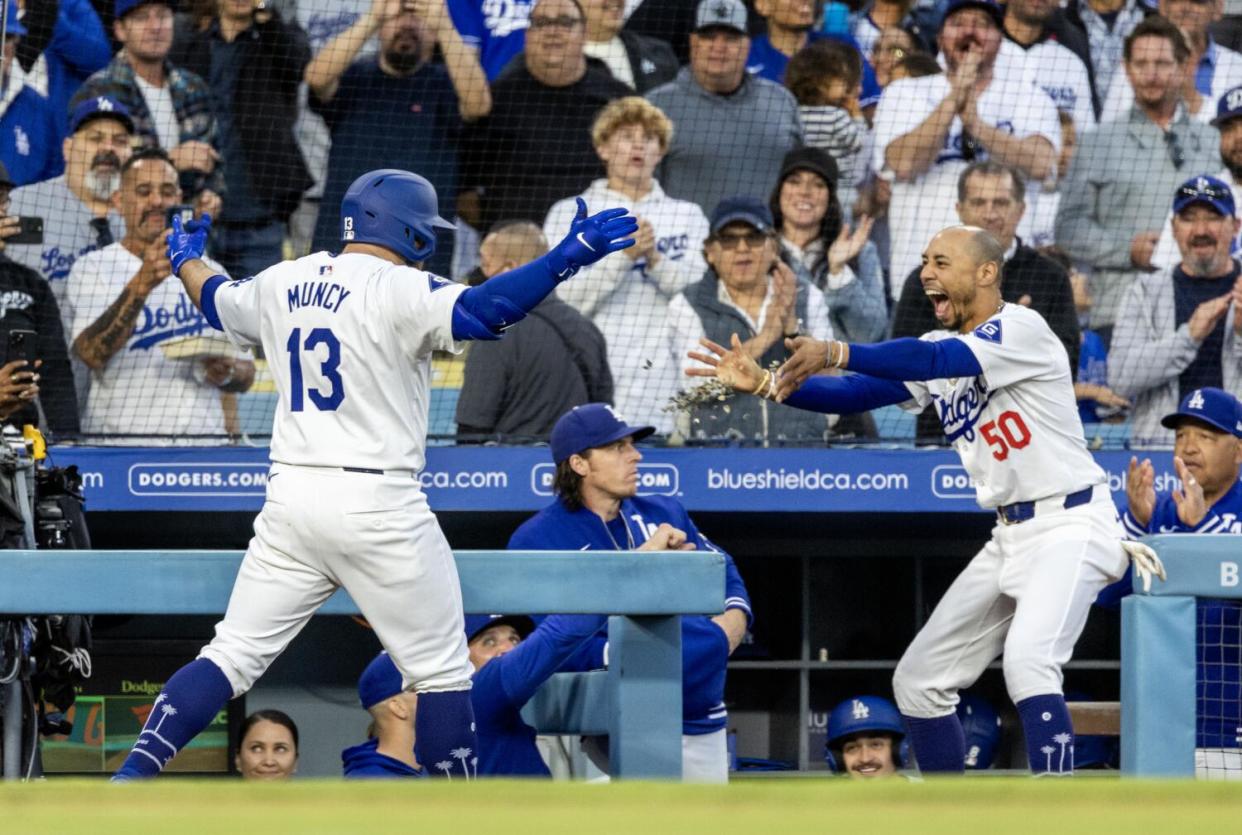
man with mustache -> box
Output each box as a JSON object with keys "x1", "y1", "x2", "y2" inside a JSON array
[
  {"x1": 875, "y1": 0, "x2": 1060, "y2": 290},
  {"x1": 1152, "y1": 84, "x2": 1242, "y2": 268},
  {"x1": 305, "y1": 0, "x2": 490, "y2": 277},
  {"x1": 1109, "y1": 175, "x2": 1242, "y2": 447},
  {"x1": 66, "y1": 148, "x2": 254, "y2": 438},
  {"x1": 824, "y1": 696, "x2": 906, "y2": 779},
  {"x1": 73, "y1": 0, "x2": 224, "y2": 223}
]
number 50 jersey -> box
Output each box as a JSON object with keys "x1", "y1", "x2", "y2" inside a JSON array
[
  {"x1": 211, "y1": 251, "x2": 467, "y2": 472},
  {"x1": 901, "y1": 303, "x2": 1106, "y2": 509}
]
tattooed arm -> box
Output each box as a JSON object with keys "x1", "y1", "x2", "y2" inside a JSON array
[{"x1": 73, "y1": 234, "x2": 171, "y2": 371}]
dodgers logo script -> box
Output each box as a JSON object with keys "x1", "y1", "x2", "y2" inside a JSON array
[{"x1": 935, "y1": 377, "x2": 991, "y2": 442}]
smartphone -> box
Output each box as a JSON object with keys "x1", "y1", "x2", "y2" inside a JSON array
[
  {"x1": 165, "y1": 205, "x2": 195, "y2": 229},
  {"x1": 8, "y1": 216, "x2": 43, "y2": 245},
  {"x1": 6, "y1": 329, "x2": 35, "y2": 366}
]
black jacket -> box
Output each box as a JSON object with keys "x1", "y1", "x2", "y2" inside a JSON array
[
  {"x1": 623, "y1": 0, "x2": 698, "y2": 64},
  {"x1": 618, "y1": 30, "x2": 679, "y2": 94},
  {"x1": 0, "y1": 256, "x2": 78, "y2": 436},
  {"x1": 170, "y1": 11, "x2": 313, "y2": 221},
  {"x1": 892, "y1": 243, "x2": 1080, "y2": 441}
]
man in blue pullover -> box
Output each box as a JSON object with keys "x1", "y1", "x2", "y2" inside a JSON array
[
  {"x1": 688, "y1": 224, "x2": 1162, "y2": 776},
  {"x1": 508, "y1": 403, "x2": 753, "y2": 782},
  {"x1": 342, "y1": 651, "x2": 425, "y2": 778}
]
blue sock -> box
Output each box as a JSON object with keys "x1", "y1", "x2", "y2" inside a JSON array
[
  {"x1": 1016, "y1": 694, "x2": 1075, "y2": 776},
  {"x1": 902, "y1": 713, "x2": 966, "y2": 773},
  {"x1": 415, "y1": 689, "x2": 478, "y2": 780},
  {"x1": 112, "y1": 658, "x2": 234, "y2": 780}
]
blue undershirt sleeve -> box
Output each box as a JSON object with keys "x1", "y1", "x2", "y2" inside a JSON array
[
  {"x1": 845, "y1": 337, "x2": 983, "y2": 380},
  {"x1": 451, "y1": 255, "x2": 561, "y2": 341},
  {"x1": 783, "y1": 373, "x2": 915, "y2": 414},
  {"x1": 199, "y1": 274, "x2": 228, "y2": 331}
]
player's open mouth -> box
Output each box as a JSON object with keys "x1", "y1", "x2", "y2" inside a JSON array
[{"x1": 926, "y1": 290, "x2": 951, "y2": 320}]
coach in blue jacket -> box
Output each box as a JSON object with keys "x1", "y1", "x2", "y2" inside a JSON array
[{"x1": 508, "y1": 403, "x2": 753, "y2": 782}]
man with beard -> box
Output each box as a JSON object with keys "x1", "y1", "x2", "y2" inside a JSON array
[
  {"x1": 1109, "y1": 175, "x2": 1242, "y2": 447},
  {"x1": 874, "y1": 0, "x2": 1060, "y2": 290},
  {"x1": 1056, "y1": 18, "x2": 1219, "y2": 342},
  {"x1": 1152, "y1": 84, "x2": 1242, "y2": 268},
  {"x1": 305, "y1": 0, "x2": 489, "y2": 277},
  {"x1": 73, "y1": 0, "x2": 223, "y2": 221},
  {"x1": 66, "y1": 148, "x2": 254, "y2": 439}
]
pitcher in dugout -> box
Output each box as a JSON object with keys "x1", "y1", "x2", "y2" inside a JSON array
[
  {"x1": 111, "y1": 168, "x2": 637, "y2": 780},
  {"x1": 688, "y1": 224, "x2": 1165, "y2": 775}
]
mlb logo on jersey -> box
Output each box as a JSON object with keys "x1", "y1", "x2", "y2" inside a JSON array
[
  {"x1": 319, "y1": 265, "x2": 333, "y2": 276},
  {"x1": 852, "y1": 699, "x2": 870, "y2": 720},
  {"x1": 974, "y1": 320, "x2": 1003, "y2": 344}
]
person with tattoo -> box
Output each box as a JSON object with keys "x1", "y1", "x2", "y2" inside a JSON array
[{"x1": 65, "y1": 148, "x2": 254, "y2": 441}]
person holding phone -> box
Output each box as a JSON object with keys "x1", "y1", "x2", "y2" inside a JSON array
[
  {"x1": 0, "y1": 164, "x2": 80, "y2": 436},
  {"x1": 663, "y1": 195, "x2": 835, "y2": 442}
]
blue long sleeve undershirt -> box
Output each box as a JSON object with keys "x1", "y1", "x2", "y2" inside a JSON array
[
  {"x1": 845, "y1": 337, "x2": 982, "y2": 381},
  {"x1": 783, "y1": 374, "x2": 914, "y2": 414}
]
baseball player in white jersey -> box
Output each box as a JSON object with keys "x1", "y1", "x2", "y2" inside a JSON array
[
  {"x1": 688, "y1": 225, "x2": 1164, "y2": 775},
  {"x1": 112, "y1": 169, "x2": 637, "y2": 780}
]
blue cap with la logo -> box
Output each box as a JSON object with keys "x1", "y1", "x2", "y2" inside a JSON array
[
  {"x1": 550, "y1": 403, "x2": 655, "y2": 463},
  {"x1": 1212, "y1": 85, "x2": 1242, "y2": 128},
  {"x1": 1160, "y1": 387, "x2": 1242, "y2": 438}
]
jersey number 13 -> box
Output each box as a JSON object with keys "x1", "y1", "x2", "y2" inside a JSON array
[{"x1": 286, "y1": 327, "x2": 344, "y2": 412}]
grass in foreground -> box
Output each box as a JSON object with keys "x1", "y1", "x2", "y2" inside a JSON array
[{"x1": 2, "y1": 777, "x2": 1241, "y2": 834}]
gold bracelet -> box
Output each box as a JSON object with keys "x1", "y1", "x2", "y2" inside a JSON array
[{"x1": 755, "y1": 369, "x2": 772, "y2": 399}]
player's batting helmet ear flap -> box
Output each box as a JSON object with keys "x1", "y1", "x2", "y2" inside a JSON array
[{"x1": 340, "y1": 169, "x2": 456, "y2": 264}]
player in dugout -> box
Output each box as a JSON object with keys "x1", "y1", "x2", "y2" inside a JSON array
[
  {"x1": 508, "y1": 403, "x2": 752, "y2": 782},
  {"x1": 687, "y1": 224, "x2": 1164, "y2": 776}
]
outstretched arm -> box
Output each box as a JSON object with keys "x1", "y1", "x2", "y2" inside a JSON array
[
  {"x1": 450, "y1": 198, "x2": 636, "y2": 341},
  {"x1": 775, "y1": 336, "x2": 983, "y2": 399}
]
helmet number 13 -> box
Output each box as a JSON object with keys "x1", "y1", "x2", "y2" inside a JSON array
[{"x1": 286, "y1": 327, "x2": 344, "y2": 412}]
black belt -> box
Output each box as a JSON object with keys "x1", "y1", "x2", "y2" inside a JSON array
[
  {"x1": 997, "y1": 486, "x2": 1095, "y2": 525},
  {"x1": 343, "y1": 466, "x2": 385, "y2": 475}
]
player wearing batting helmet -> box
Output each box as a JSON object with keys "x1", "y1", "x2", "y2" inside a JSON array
[{"x1": 824, "y1": 695, "x2": 906, "y2": 778}]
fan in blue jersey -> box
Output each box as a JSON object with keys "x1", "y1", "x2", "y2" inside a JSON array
[{"x1": 508, "y1": 403, "x2": 753, "y2": 782}]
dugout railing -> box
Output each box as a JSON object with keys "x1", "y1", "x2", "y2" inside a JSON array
[
  {"x1": 1123, "y1": 535, "x2": 1242, "y2": 778},
  {"x1": 0, "y1": 549, "x2": 723, "y2": 781}
]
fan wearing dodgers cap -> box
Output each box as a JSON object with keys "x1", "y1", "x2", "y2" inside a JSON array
[
  {"x1": 1152, "y1": 84, "x2": 1242, "y2": 270},
  {"x1": 342, "y1": 651, "x2": 426, "y2": 778},
  {"x1": 508, "y1": 402, "x2": 753, "y2": 782},
  {"x1": 1110, "y1": 175, "x2": 1242, "y2": 446}
]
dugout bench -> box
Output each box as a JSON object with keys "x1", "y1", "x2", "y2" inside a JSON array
[
  {"x1": 1123, "y1": 535, "x2": 1242, "y2": 777},
  {"x1": 0, "y1": 549, "x2": 724, "y2": 781}
]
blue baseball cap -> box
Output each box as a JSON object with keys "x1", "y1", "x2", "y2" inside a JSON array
[
  {"x1": 1172, "y1": 175, "x2": 1236, "y2": 218},
  {"x1": 69, "y1": 96, "x2": 135, "y2": 136},
  {"x1": 709, "y1": 195, "x2": 774, "y2": 235},
  {"x1": 1212, "y1": 85, "x2": 1242, "y2": 128},
  {"x1": 1160, "y1": 387, "x2": 1242, "y2": 437},
  {"x1": 115, "y1": 0, "x2": 174, "y2": 20},
  {"x1": 464, "y1": 614, "x2": 535, "y2": 643},
  {"x1": 357, "y1": 652, "x2": 404, "y2": 710},
  {"x1": 550, "y1": 403, "x2": 655, "y2": 463},
  {"x1": 942, "y1": 0, "x2": 1004, "y2": 28}
]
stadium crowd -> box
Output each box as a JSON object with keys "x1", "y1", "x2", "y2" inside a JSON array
[{"x1": 0, "y1": 0, "x2": 1234, "y2": 447}]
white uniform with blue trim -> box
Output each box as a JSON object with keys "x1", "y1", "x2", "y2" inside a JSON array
[
  {"x1": 196, "y1": 251, "x2": 476, "y2": 697},
  {"x1": 893, "y1": 303, "x2": 1129, "y2": 716}
]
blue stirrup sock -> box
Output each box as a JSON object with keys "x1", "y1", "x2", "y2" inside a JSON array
[
  {"x1": 1016, "y1": 693, "x2": 1075, "y2": 776},
  {"x1": 112, "y1": 658, "x2": 234, "y2": 780},
  {"x1": 415, "y1": 689, "x2": 478, "y2": 779},
  {"x1": 903, "y1": 712, "x2": 967, "y2": 773}
]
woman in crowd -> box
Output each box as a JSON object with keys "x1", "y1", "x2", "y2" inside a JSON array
[{"x1": 235, "y1": 709, "x2": 299, "y2": 781}]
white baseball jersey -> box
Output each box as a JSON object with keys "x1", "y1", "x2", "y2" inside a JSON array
[
  {"x1": 900, "y1": 303, "x2": 1106, "y2": 508},
  {"x1": 1006, "y1": 39, "x2": 1095, "y2": 138},
  {"x1": 874, "y1": 62, "x2": 1061, "y2": 290},
  {"x1": 210, "y1": 251, "x2": 466, "y2": 471}
]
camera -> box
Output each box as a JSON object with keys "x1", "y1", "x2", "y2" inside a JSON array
[{"x1": 165, "y1": 205, "x2": 195, "y2": 229}]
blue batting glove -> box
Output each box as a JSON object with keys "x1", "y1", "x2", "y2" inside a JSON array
[
  {"x1": 167, "y1": 212, "x2": 212, "y2": 274},
  {"x1": 546, "y1": 198, "x2": 638, "y2": 281}
]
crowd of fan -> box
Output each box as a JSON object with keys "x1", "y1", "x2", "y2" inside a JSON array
[{"x1": 0, "y1": 0, "x2": 1238, "y2": 447}]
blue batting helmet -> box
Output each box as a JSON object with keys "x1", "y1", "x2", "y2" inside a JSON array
[
  {"x1": 956, "y1": 693, "x2": 1002, "y2": 769},
  {"x1": 340, "y1": 169, "x2": 455, "y2": 264},
  {"x1": 824, "y1": 695, "x2": 907, "y2": 772}
]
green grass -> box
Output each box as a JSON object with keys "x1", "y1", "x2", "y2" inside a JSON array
[{"x1": 3, "y1": 778, "x2": 1242, "y2": 834}]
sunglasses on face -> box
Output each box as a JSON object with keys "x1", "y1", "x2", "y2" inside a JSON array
[
  {"x1": 714, "y1": 230, "x2": 769, "y2": 250},
  {"x1": 529, "y1": 15, "x2": 583, "y2": 30}
]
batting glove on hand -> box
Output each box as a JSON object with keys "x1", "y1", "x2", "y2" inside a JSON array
[
  {"x1": 1121, "y1": 539, "x2": 1167, "y2": 593},
  {"x1": 167, "y1": 213, "x2": 212, "y2": 274},
  {"x1": 547, "y1": 198, "x2": 638, "y2": 281}
]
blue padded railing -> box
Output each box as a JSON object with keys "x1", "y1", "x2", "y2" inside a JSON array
[{"x1": 0, "y1": 549, "x2": 724, "y2": 781}]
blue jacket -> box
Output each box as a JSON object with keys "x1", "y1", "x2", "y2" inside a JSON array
[
  {"x1": 0, "y1": 86, "x2": 62, "y2": 186},
  {"x1": 508, "y1": 495, "x2": 752, "y2": 735},
  {"x1": 746, "y1": 32, "x2": 882, "y2": 107},
  {"x1": 42, "y1": 0, "x2": 113, "y2": 142},
  {"x1": 341, "y1": 738, "x2": 425, "y2": 778},
  {"x1": 472, "y1": 614, "x2": 608, "y2": 777},
  {"x1": 1103, "y1": 478, "x2": 1242, "y2": 747}
]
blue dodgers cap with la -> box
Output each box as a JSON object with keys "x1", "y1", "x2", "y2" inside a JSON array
[
  {"x1": 464, "y1": 614, "x2": 535, "y2": 643},
  {"x1": 942, "y1": 0, "x2": 1004, "y2": 27},
  {"x1": 69, "y1": 96, "x2": 136, "y2": 136},
  {"x1": 550, "y1": 403, "x2": 655, "y2": 463},
  {"x1": 709, "y1": 195, "x2": 774, "y2": 235},
  {"x1": 1212, "y1": 84, "x2": 1242, "y2": 127},
  {"x1": 358, "y1": 651, "x2": 404, "y2": 710},
  {"x1": 1172, "y1": 175, "x2": 1236, "y2": 218},
  {"x1": 115, "y1": 0, "x2": 174, "y2": 19},
  {"x1": 1160, "y1": 387, "x2": 1242, "y2": 437}
]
